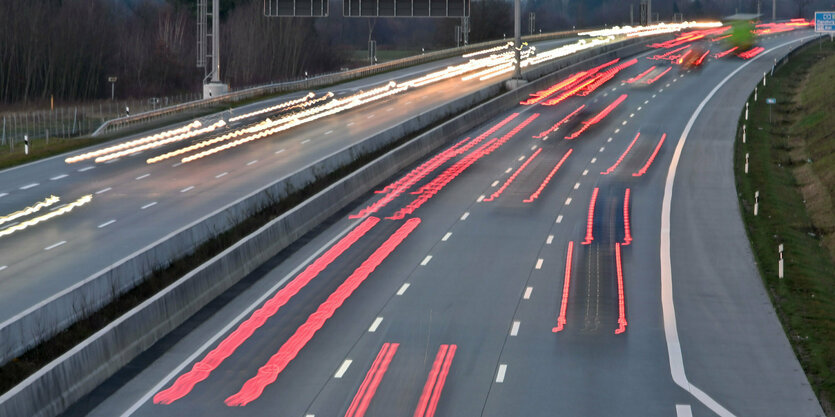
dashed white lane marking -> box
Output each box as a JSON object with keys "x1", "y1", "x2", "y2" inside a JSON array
[
  {"x1": 565, "y1": 198, "x2": 572, "y2": 205},
  {"x1": 171, "y1": 162, "x2": 181, "y2": 167},
  {"x1": 496, "y1": 364, "x2": 508, "y2": 383},
  {"x1": 0, "y1": 266, "x2": 7, "y2": 272},
  {"x1": 477, "y1": 195, "x2": 485, "y2": 202},
  {"x1": 77, "y1": 166, "x2": 94, "y2": 172},
  {"x1": 301, "y1": 139, "x2": 311, "y2": 144},
  {"x1": 603, "y1": 92, "x2": 609, "y2": 97},
  {"x1": 523, "y1": 286, "x2": 533, "y2": 299},
  {"x1": 386, "y1": 107, "x2": 393, "y2": 112},
  {"x1": 19, "y1": 183, "x2": 39, "y2": 190},
  {"x1": 607, "y1": 137, "x2": 613, "y2": 142},
  {"x1": 659, "y1": 88, "x2": 664, "y2": 92},
  {"x1": 396, "y1": 283, "x2": 410, "y2": 295},
  {"x1": 491, "y1": 180, "x2": 499, "y2": 187},
  {"x1": 637, "y1": 106, "x2": 642, "y2": 111},
  {"x1": 275, "y1": 149, "x2": 285, "y2": 154},
  {"x1": 367, "y1": 114, "x2": 375, "y2": 119},
  {"x1": 0, "y1": 193, "x2": 7, "y2": 199},
  {"x1": 535, "y1": 259, "x2": 543, "y2": 269},
  {"x1": 368, "y1": 317, "x2": 384, "y2": 332},
  {"x1": 614, "y1": 129, "x2": 620, "y2": 133},
  {"x1": 95, "y1": 187, "x2": 111, "y2": 195},
  {"x1": 582, "y1": 170, "x2": 589, "y2": 176},
  {"x1": 347, "y1": 122, "x2": 355, "y2": 126},
  {"x1": 215, "y1": 172, "x2": 228, "y2": 179},
  {"x1": 460, "y1": 212, "x2": 469, "y2": 220},
  {"x1": 106, "y1": 159, "x2": 121, "y2": 164},
  {"x1": 50, "y1": 203, "x2": 68, "y2": 212},
  {"x1": 420, "y1": 255, "x2": 433, "y2": 266},
  {"x1": 622, "y1": 120, "x2": 628, "y2": 125},
  {"x1": 665, "y1": 83, "x2": 671, "y2": 88},
  {"x1": 141, "y1": 202, "x2": 157, "y2": 210},
  {"x1": 599, "y1": 147, "x2": 605, "y2": 152},
  {"x1": 675, "y1": 405, "x2": 693, "y2": 417},
  {"x1": 325, "y1": 130, "x2": 333, "y2": 135},
  {"x1": 546, "y1": 235, "x2": 554, "y2": 244},
  {"x1": 405, "y1": 101, "x2": 412, "y2": 104},
  {"x1": 652, "y1": 94, "x2": 657, "y2": 98},
  {"x1": 180, "y1": 186, "x2": 195, "y2": 193},
  {"x1": 518, "y1": 155, "x2": 525, "y2": 161},
  {"x1": 556, "y1": 215, "x2": 563, "y2": 223},
  {"x1": 644, "y1": 100, "x2": 650, "y2": 104},
  {"x1": 630, "y1": 113, "x2": 635, "y2": 118},
  {"x1": 136, "y1": 173, "x2": 150, "y2": 180},
  {"x1": 98, "y1": 220, "x2": 116, "y2": 229},
  {"x1": 44, "y1": 241, "x2": 66, "y2": 251},
  {"x1": 510, "y1": 321, "x2": 520, "y2": 336},
  {"x1": 334, "y1": 359, "x2": 352, "y2": 378},
  {"x1": 673, "y1": 78, "x2": 678, "y2": 83},
  {"x1": 49, "y1": 174, "x2": 67, "y2": 181},
  {"x1": 574, "y1": 182, "x2": 580, "y2": 190},
  {"x1": 442, "y1": 232, "x2": 452, "y2": 241},
  {"x1": 531, "y1": 145, "x2": 537, "y2": 150},
  {"x1": 505, "y1": 167, "x2": 513, "y2": 173},
  {"x1": 590, "y1": 157, "x2": 597, "y2": 163},
  {"x1": 247, "y1": 160, "x2": 258, "y2": 166}
]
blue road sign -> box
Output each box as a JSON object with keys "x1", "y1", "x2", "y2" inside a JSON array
[
  {"x1": 815, "y1": 12, "x2": 835, "y2": 32},
  {"x1": 766, "y1": 98, "x2": 777, "y2": 104}
]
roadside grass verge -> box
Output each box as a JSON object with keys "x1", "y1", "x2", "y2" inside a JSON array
[{"x1": 734, "y1": 37, "x2": 835, "y2": 415}]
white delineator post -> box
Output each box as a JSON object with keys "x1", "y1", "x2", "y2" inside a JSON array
[
  {"x1": 754, "y1": 190, "x2": 759, "y2": 216},
  {"x1": 743, "y1": 124, "x2": 746, "y2": 143},
  {"x1": 745, "y1": 102, "x2": 749, "y2": 120},
  {"x1": 778, "y1": 243, "x2": 784, "y2": 279},
  {"x1": 745, "y1": 152, "x2": 749, "y2": 173},
  {"x1": 754, "y1": 86, "x2": 758, "y2": 101}
]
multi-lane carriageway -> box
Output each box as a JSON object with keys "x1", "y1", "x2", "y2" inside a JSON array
[{"x1": 66, "y1": 28, "x2": 826, "y2": 417}]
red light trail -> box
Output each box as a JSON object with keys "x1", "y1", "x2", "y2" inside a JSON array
[
  {"x1": 552, "y1": 241, "x2": 574, "y2": 333},
  {"x1": 224, "y1": 218, "x2": 421, "y2": 407},
  {"x1": 601, "y1": 132, "x2": 641, "y2": 175},
  {"x1": 152, "y1": 216, "x2": 381, "y2": 405},
  {"x1": 484, "y1": 148, "x2": 542, "y2": 202},
  {"x1": 565, "y1": 94, "x2": 627, "y2": 140},
  {"x1": 414, "y1": 344, "x2": 457, "y2": 417},
  {"x1": 582, "y1": 187, "x2": 599, "y2": 245},
  {"x1": 632, "y1": 133, "x2": 666, "y2": 177},
  {"x1": 523, "y1": 149, "x2": 573, "y2": 203},
  {"x1": 345, "y1": 343, "x2": 399, "y2": 417},
  {"x1": 615, "y1": 242, "x2": 628, "y2": 334}
]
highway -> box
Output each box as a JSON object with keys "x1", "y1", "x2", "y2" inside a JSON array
[
  {"x1": 65, "y1": 30, "x2": 824, "y2": 416},
  {"x1": 0, "y1": 36, "x2": 580, "y2": 330}
]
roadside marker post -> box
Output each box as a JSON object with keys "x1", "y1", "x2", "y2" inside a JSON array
[
  {"x1": 745, "y1": 102, "x2": 749, "y2": 120},
  {"x1": 742, "y1": 125, "x2": 746, "y2": 143},
  {"x1": 745, "y1": 153, "x2": 749, "y2": 173},
  {"x1": 778, "y1": 243, "x2": 784, "y2": 279},
  {"x1": 24, "y1": 134, "x2": 29, "y2": 155},
  {"x1": 754, "y1": 86, "x2": 757, "y2": 101},
  {"x1": 754, "y1": 190, "x2": 759, "y2": 216}
]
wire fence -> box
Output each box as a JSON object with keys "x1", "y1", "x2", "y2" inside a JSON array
[{"x1": 0, "y1": 93, "x2": 203, "y2": 150}]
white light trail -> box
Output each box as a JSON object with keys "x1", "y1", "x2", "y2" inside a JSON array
[
  {"x1": 65, "y1": 121, "x2": 201, "y2": 164},
  {"x1": 0, "y1": 195, "x2": 92, "y2": 238},
  {"x1": 0, "y1": 195, "x2": 60, "y2": 226}
]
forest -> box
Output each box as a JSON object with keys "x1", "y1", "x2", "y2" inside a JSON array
[{"x1": 0, "y1": 0, "x2": 819, "y2": 106}]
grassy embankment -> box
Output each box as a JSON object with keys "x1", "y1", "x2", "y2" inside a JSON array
[{"x1": 734, "y1": 37, "x2": 835, "y2": 414}]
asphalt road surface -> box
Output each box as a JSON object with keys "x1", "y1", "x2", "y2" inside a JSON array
[
  {"x1": 0, "y1": 37, "x2": 579, "y2": 328},
  {"x1": 64, "y1": 30, "x2": 824, "y2": 417}
]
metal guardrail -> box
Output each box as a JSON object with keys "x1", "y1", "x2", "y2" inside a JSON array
[{"x1": 92, "y1": 29, "x2": 588, "y2": 136}]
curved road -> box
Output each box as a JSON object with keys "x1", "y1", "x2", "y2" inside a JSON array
[{"x1": 65, "y1": 30, "x2": 824, "y2": 416}]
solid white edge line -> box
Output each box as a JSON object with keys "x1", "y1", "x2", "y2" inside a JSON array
[
  {"x1": 368, "y1": 317, "x2": 383, "y2": 332},
  {"x1": 117, "y1": 217, "x2": 365, "y2": 416},
  {"x1": 659, "y1": 34, "x2": 813, "y2": 417},
  {"x1": 334, "y1": 359, "x2": 352, "y2": 378},
  {"x1": 495, "y1": 364, "x2": 507, "y2": 383}
]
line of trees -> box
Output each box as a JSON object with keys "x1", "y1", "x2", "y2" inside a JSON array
[{"x1": 0, "y1": 0, "x2": 823, "y2": 107}]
